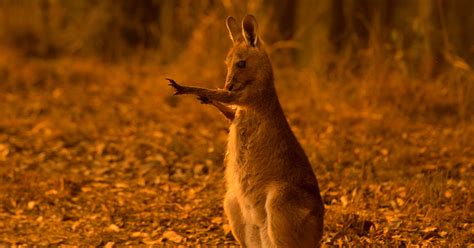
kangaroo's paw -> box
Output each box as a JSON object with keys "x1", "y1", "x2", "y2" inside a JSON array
[
  {"x1": 166, "y1": 78, "x2": 186, "y2": 95},
  {"x1": 197, "y1": 96, "x2": 211, "y2": 104}
]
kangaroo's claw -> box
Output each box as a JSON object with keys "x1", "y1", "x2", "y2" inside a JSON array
[{"x1": 166, "y1": 78, "x2": 185, "y2": 95}]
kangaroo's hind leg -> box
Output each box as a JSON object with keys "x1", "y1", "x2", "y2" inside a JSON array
[
  {"x1": 224, "y1": 191, "x2": 247, "y2": 247},
  {"x1": 265, "y1": 187, "x2": 324, "y2": 248},
  {"x1": 245, "y1": 224, "x2": 262, "y2": 248}
]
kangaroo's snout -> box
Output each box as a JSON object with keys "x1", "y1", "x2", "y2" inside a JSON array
[
  {"x1": 225, "y1": 81, "x2": 247, "y2": 92},
  {"x1": 225, "y1": 70, "x2": 238, "y2": 91}
]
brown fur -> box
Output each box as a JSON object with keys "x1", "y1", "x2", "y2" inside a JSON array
[{"x1": 167, "y1": 15, "x2": 324, "y2": 248}]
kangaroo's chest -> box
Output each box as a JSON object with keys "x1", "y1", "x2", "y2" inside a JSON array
[
  {"x1": 227, "y1": 110, "x2": 269, "y2": 198},
  {"x1": 227, "y1": 110, "x2": 259, "y2": 168}
]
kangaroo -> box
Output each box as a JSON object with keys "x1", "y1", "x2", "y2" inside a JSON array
[{"x1": 167, "y1": 15, "x2": 324, "y2": 248}]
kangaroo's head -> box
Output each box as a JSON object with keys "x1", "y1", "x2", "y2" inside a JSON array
[{"x1": 225, "y1": 15, "x2": 274, "y2": 106}]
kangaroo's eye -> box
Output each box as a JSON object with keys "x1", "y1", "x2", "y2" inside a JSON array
[{"x1": 236, "y1": 60, "x2": 246, "y2": 69}]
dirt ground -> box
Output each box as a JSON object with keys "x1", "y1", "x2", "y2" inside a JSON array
[{"x1": 0, "y1": 50, "x2": 472, "y2": 246}]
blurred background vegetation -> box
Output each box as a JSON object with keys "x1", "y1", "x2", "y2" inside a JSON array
[{"x1": 0, "y1": 0, "x2": 473, "y2": 120}]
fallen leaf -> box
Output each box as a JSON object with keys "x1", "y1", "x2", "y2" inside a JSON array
[
  {"x1": 396, "y1": 197, "x2": 405, "y2": 207},
  {"x1": 115, "y1": 182, "x2": 128, "y2": 188},
  {"x1": 422, "y1": 227, "x2": 437, "y2": 233},
  {"x1": 222, "y1": 224, "x2": 231, "y2": 234},
  {"x1": 162, "y1": 230, "x2": 183, "y2": 243},
  {"x1": 45, "y1": 189, "x2": 58, "y2": 196},
  {"x1": 104, "y1": 242, "x2": 115, "y2": 248},
  {"x1": 27, "y1": 201, "x2": 36, "y2": 209},
  {"x1": 0, "y1": 144, "x2": 9, "y2": 161},
  {"x1": 72, "y1": 221, "x2": 81, "y2": 231},
  {"x1": 131, "y1": 232, "x2": 148, "y2": 238},
  {"x1": 96, "y1": 143, "x2": 105, "y2": 155},
  {"x1": 211, "y1": 217, "x2": 223, "y2": 224},
  {"x1": 52, "y1": 88, "x2": 62, "y2": 99},
  {"x1": 337, "y1": 238, "x2": 343, "y2": 247},
  {"x1": 81, "y1": 187, "x2": 92, "y2": 192},
  {"x1": 340, "y1": 196, "x2": 348, "y2": 207},
  {"x1": 444, "y1": 190, "x2": 452, "y2": 198},
  {"x1": 107, "y1": 224, "x2": 120, "y2": 232},
  {"x1": 143, "y1": 238, "x2": 160, "y2": 245}
]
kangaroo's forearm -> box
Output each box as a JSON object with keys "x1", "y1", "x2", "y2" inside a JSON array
[
  {"x1": 182, "y1": 86, "x2": 237, "y2": 104},
  {"x1": 211, "y1": 101, "x2": 235, "y2": 121}
]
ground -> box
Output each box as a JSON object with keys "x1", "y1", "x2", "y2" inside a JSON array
[{"x1": 0, "y1": 50, "x2": 472, "y2": 246}]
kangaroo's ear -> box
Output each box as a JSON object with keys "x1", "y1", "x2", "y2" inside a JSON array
[
  {"x1": 226, "y1": 16, "x2": 241, "y2": 43},
  {"x1": 242, "y1": 15, "x2": 258, "y2": 47}
]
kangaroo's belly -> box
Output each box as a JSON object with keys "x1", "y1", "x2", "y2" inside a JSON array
[
  {"x1": 225, "y1": 110, "x2": 255, "y2": 187},
  {"x1": 225, "y1": 116, "x2": 268, "y2": 226}
]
